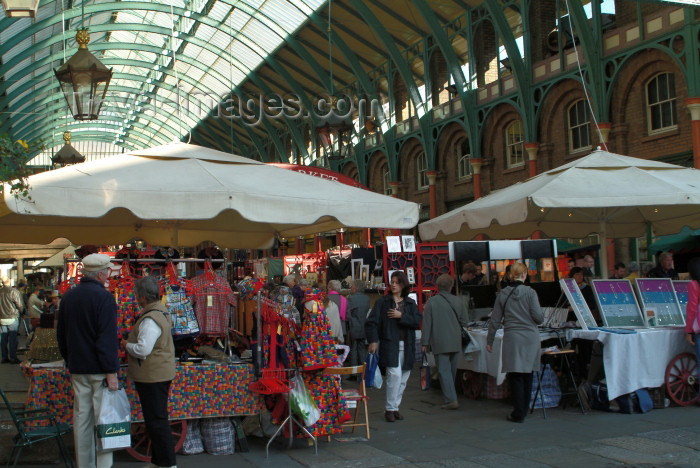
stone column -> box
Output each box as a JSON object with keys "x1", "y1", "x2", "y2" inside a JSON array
[
  {"x1": 471, "y1": 158, "x2": 483, "y2": 199},
  {"x1": 597, "y1": 122, "x2": 612, "y2": 151},
  {"x1": 427, "y1": 171, "x2": 438, "y2": 219},
  {"x1": 524, "y1": 143, "x2": 539, "y2": 178}
]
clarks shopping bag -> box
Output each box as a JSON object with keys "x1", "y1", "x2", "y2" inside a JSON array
[{"x1": 95, "y1": 385, "x2": 131, "y2": 451}]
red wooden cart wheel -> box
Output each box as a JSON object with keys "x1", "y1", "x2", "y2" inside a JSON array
[
  {"x1": 665, "y1": 353, "x2": 699, "y2": 407},
  {"x1": 126, "y1": 419, "x2": 187, "y2": 462},
  {"x1": 460, "y1": 370, "x2": 483, "y2": 400}
]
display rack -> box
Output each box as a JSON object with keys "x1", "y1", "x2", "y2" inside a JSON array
[
  {"x1": 249, "y1": 293, "x2": 316, "y2": 457},
  {"x1": 635, "y1": 278, "x2": 685, "y2": 327},
  {"x1": 592, "y1": 279, "x2": 646, "y2": 328}
]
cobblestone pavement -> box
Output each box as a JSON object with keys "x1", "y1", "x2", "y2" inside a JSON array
[{"x1": 2, "y1": 342, "x2": 699, "y2": 468}]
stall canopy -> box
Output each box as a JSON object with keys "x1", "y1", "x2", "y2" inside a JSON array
[
  {"x1": 649, "y1": 226, "x2": 700, "y2": 256},
  {"x1": 0, "y1": 143, "x2": 420, "y2": 249},
  {"x1": 418, "y1": 149, "x2": 700, "y2": 277}
]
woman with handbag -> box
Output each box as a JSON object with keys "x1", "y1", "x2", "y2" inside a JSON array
[
  {"x1": 685, "y1": 257, "x2": 700, "y2": 364},
  {"x1": 421, "y1": 274, "x2": 469, "y2": 410},
  {"x1": 121, "y1": 276, "x2": 177, "y2": 468},
  {"x1": 486, "y1": 262, "x2": 543, "y2": 423},
  {"x1": 366, "y1": 271, "x2": 422, "y2": 422}
]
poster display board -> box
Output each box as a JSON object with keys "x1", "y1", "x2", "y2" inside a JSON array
[
  {"x1": 672, "y1": 281, "x2": 690, "y2": 307},
  {"x1": 635, "y1": 278, "x2": 685, "y2": 327},
  {"x1": 560, "y1": 278, "x2": 598, "y2": 330},
  {"x1": 592, "y1": 279, "x2": 646, "y2": 328}
]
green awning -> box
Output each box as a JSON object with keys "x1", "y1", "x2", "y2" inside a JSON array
[{"x1": 649, "y1": 227, "x2": 700, "y2": 255}]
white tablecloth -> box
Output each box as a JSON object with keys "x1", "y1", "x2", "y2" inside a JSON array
[
  {"x1": 566, "y1": 328, "x2": 693, "y2": 400},
  {"x1": 456, "y1": 328, "x2": 557, "y2": 385}
]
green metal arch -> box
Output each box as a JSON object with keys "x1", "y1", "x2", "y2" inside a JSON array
[
  {"x1": 0, "y1": 25, "x2": 256, "y2": 100},
  {"x1": 3, "y1": 67, "x2": 222, "y2": 144},
  {"x1": 0, "y1": 1, "x2": 298, "y2": 75},
  {"x1": 481, "y1": 1, "x2": 533, "y2": 141},
  {"x1": 413, "y1": 0, "x2": 475, "y2": 171},
  {"x1": 565, "y1": 0, "x2": 608, "y2": 123},
  {"x1": 349, "y1": 0, "x2": 428, "y2": 181},
  {"x1": 308, "y1": 12, "x2": 392, "y2": 186}
]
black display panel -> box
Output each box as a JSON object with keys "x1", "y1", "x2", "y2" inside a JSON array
[
  {"x1": 521, "y1": 239, "x2": 556, "y2": 259},
  {"x1": 452, "y1": 241, "x2": 490, "y2": 264}
]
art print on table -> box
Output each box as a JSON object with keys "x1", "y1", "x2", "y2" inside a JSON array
[
  {"x1": 592, "y1": 279, "x2": 645, "y2": 328},
  {"x1": 560, "y1": 278, "x2": 598, "y2": 330},
  {"x1": 635, "y1": 278, "x2": 685, "y2": 327},
  {"x1": 672, "y1": 281, "x2": 690, "y2": 307}
]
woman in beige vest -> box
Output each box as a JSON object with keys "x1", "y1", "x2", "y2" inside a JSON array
[{"x1": 122, "y1": 276, "x2": 177, "y2": 468}]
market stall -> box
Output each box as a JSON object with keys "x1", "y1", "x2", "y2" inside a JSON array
[
  {"x1": 565, "y1": 328, "x2": 693, "y2": 401},
  {"x1": 21, "y1": 363, "x2": 259, "y2": 425}
]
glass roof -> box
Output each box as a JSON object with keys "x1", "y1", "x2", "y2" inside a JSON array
[{"x1": 0, "y1": 0, "x2": 325, "y2": 162}]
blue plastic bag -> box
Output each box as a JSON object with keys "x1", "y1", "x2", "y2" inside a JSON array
[{"x1": 365, "y1": 353, "x2": 382, "y2": 389}]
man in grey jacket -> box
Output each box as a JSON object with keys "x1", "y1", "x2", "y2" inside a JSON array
[{"x1": 421, "y1": 274, "x2": 469, "y2": 410}]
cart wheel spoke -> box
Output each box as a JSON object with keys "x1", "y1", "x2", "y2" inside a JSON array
[
  {"x1": 665, "y1": 353, "x2": 700, "y2": 407},
  {"x1": 126, "y1": 420, "x2": 188, "y2": 462}
]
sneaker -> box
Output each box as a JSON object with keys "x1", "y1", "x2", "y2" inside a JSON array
[
  {"x1": 1, "y1": 359, "x2": 9, "y2": 364},
  {"x1": 393, "y1": 411, "x2": 404, "y2": 420},
  {"x1": 384, "y1": 411, "x2": 395, "y2": 422},
  {"x1": 440, "y1": 401, "x2": 459, "y2": 410}
]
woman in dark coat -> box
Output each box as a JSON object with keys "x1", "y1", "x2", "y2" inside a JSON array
[
  {"x1": 486, "y1": 262, "x2": 543, "y2": 423},
  {"x1": 365, "y1": 271, "x2": 422, "y2": 422}
]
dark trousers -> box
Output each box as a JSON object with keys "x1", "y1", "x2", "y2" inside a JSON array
[
  {"x1": 508, "y1": 372, "x2": 534, "y2": 421},
  {"x1": 134, "y1": 380, "x2": 176, "y2": 467},
  {"x1": 348, "y1": 338, "x2": 368, "y2": 368}
]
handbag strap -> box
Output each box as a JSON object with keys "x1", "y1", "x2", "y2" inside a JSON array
[
  {"x1": 437, "y1": 293, "x2": 462, "y2": 328},
  {"x1": 500, "y1": 283, "x2": 521, "y2": 311}
]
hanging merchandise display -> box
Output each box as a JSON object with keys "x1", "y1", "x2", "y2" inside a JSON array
[
  {"x1": 191, "y1": 260, "x2": 237, "y2": 336},
  {"x1": 162, "y1": 262, "x2": 200, "y2": 339},
  {"x1": 299, "y1": 296, "x2": 338, "y2": 371}
]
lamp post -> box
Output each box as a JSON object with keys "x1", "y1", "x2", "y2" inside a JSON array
[
  {"x1": 54, "y1": 28, "x2": 113, "y2": 120},
  {"x1": 51, "y1": 132, "x2": 85, "y2": 167},
  {"x1": 1, "y1": 0, "x2": 39, "y2": 18}
]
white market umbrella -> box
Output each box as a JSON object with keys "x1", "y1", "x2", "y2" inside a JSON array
[
  {"x1": 419, "y1": 149, "x2": 700, "y2": 277},
  {"x1": 0, "y1": 143, "x2": 419, "y2": 249}
]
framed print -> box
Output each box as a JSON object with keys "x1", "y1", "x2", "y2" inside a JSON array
[
  {"x1": 305, "y1": 272, "x2": 318, "y2": 285},
  {"x1": 560, "y1": 278, "x2": 597, "y2": 330},
  {"x1": 592, "y1": 279, "x2": 645, "y2": 328},
  {"x1": 406, "y1": 267, "x2": 415, "y2": 284},
  {"x1": 386, "y1": 236, "x2": 402, "y2": 253},
  {"x1": 351, "y1": 259, "x2": 363, "y2": 281},
  {"x1": 635, "y1": 278, "x2": 685, "y2": 326},
  {"x1": 401, "y1": 235, "x2": 416, "y2": 253},
  {"x1": 361, "y1": 265, "x2": 370, "y2": 283},
  {"x1": 374, "y1": 259, "x2": 383, "y2": 271},
  {"x1": 672, "y1": 280, "x2": 690, "y2": 307}
]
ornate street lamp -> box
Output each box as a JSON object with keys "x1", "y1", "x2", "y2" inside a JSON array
[
  {"x1": 1, "y1": 0, "x2": 39, "y2": 18},
  {"x1": 54, "y1": 28, "x2": 113, "y2": 120},
  {"x1": 51, "y1": 132, "x2": 85, "y2": 167}
]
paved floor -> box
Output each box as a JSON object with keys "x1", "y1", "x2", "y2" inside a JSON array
[{"x1": 2, "y1": 340, "x2": 699, "y2": 468}]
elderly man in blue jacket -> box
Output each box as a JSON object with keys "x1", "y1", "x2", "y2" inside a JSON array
[{"x1": 57, "y1": 254, "x2": 119, "y2": 468}]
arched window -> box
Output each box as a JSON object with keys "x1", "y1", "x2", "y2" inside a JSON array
[
  {"x1": 568, "y1": 99, "x2": 591, "y2": 153},
  {"x1": 416, "y1": 152, "x2": 428, "y2": 189},
  {"x1": 382, "y1": 164, "x2": 391, "y2": 195},
  {"x1": 456, "y1": 137, "x2": 471, "y2": 179},
  {"x1": 646, "y1": 73, "x2": 677, "y2": 133},
  {"x1": 505, "y1": 120, "x2": 524, "y2": 168}
]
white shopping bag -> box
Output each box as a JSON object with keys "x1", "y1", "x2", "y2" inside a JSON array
[{"x1": 95, "y1": 385, "x2": 131, "y2": 451}]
